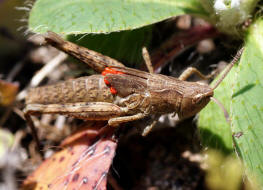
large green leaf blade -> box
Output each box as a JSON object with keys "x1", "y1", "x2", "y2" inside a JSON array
[
  {"x1": 231, "y1": 20, "x2": 263, "y2": 186},
  {"x1": 28, "y1": 0, "x2": 209, "y2": 34},
  {"x1": 198, "y1": 66, "x2": 236, "y2": 154},
  {"x1": 67, "y1": 25, "x2": 152, "y2": 66}
]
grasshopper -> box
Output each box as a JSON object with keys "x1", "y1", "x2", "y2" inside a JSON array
[{"x1": 24, "y1": 31, "x2": 243, "y2": 147}]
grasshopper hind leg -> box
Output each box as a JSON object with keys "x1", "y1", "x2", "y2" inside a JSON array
[
  {"x1": 24, "y1": 113, "x2": 43, "y2": 158},
  {"x1": 24, "y1": 102, "x2": 125, "y2": 157}
]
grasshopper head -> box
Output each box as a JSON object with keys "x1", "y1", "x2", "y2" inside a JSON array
[{"x1": 179, "y1": 83, "x2": 213, "y2": 119}]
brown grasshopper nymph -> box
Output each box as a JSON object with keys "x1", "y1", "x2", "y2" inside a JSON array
[{"x1": 24, "y1": 31, "x2": 244, "y2": 146}]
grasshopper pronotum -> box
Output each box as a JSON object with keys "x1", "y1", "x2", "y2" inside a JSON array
[{"x1": 24, "y1": 32, "x2": 243, "y2": 149}]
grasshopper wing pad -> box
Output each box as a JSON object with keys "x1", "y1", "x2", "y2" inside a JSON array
[{"x1": 104, "y1": 73, "x2": 148, "y2": 97}]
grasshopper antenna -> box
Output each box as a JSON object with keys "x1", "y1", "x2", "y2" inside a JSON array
[
  {"x1": 211, "y1": 47, "x2": 244, "y2": 90},
  {"x1": 208, "y1": 47, "x2": 244, "y2": 124},
  {"x1": 210, "y1": 97, "x2": 230, "y2": 123}
]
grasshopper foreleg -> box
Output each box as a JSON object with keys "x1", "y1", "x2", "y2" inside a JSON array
[{"x1": 179, "y1": 67, "x2": 212, "y2": 81}]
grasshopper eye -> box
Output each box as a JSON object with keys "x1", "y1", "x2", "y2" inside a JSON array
[{"x1": 193, "y1": 94, "x2": 203, "y2": 104}]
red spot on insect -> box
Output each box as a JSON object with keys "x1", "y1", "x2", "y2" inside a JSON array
[
  {"x1": 101, "y1": 67, "x2": 124, "y2": 75},
  {"x1": 110, "y1": 87, "x2": 117, "y2": 95},
  {"x1": 103, "y1": 78, "x2": 110, "y2": 85},
  {"x1": 101, "y1": 71, "x2": 107, "y2": 76},
  {"x1": 102, "y1": 67, "x2": 123, "y2": 95}
]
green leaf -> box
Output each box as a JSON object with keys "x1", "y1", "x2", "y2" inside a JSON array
[
  {"x1": 198, "y1": 19, "x2": 263, "y2": 187},
  {"x1": 231, "y1": 19, "x2": 263, "y2": 186},
  {"x1": 28, "y1": 0, "x2": 209, "y2": 34},
  {"x1": 198, "y1": 65, "x2": 236, "y2": 155},
  {"x1": 67, "y1": 25, "x2": 152, "y2": 66}
]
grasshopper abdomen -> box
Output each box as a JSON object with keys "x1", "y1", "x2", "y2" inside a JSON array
[{"x1": 26, "y1": 75, "x2": 114, "y2": 105}]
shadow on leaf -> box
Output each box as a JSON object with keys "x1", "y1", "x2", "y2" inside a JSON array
[
  {"x1": 232, "y1": 83, "x2": 255, "y2": 98},
  {"x1": 199, "y1": 128, "x2": 233, "y2": 155}
]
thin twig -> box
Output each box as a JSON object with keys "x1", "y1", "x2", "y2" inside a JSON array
[
  {"x1": 30, "y1": 52, "x2": 67, "y2": 87},
  {"x1": 6, "y1": 60, "x2": 26, "y2": 82},
  {"x1": 16, "y1": 52, "x2": 67, "y2": 101}
]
